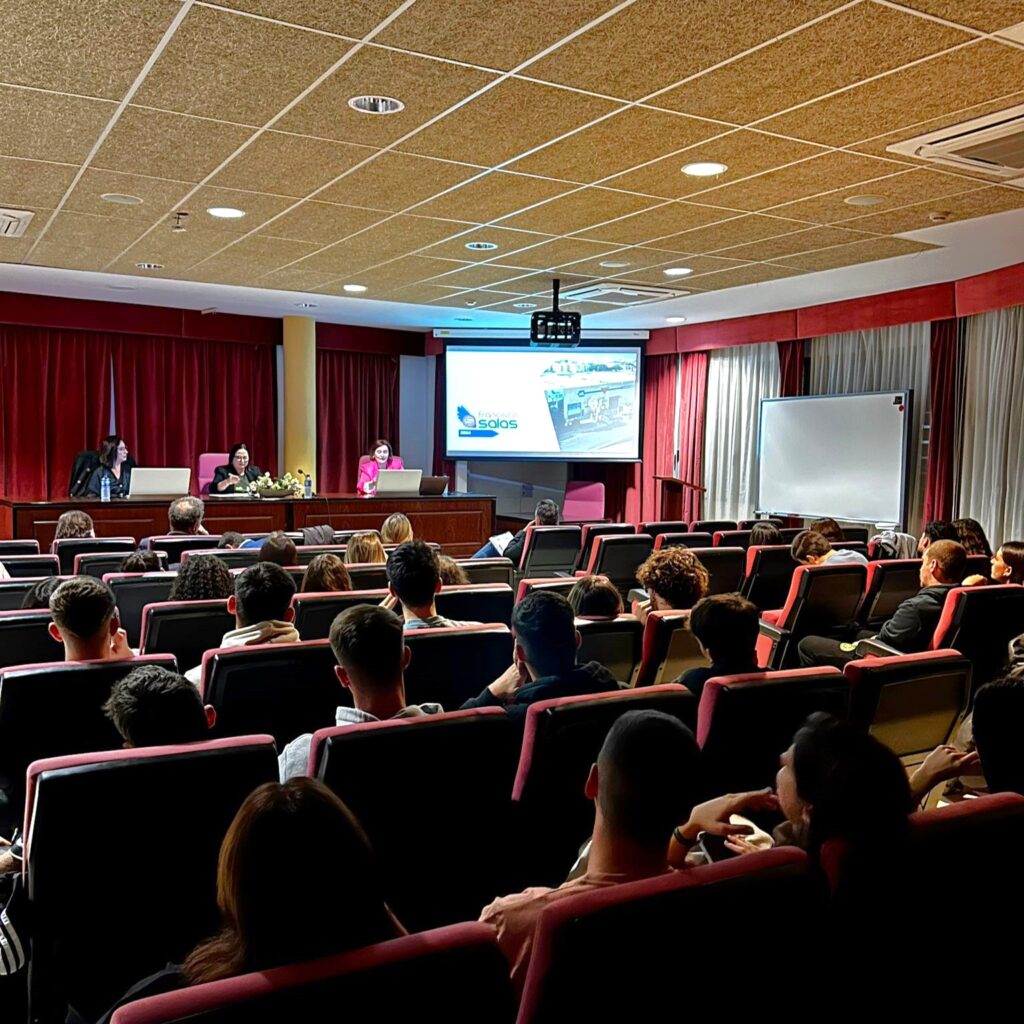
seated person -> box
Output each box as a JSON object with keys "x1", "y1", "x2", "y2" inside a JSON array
[
  {"x1": 259, "y1": 531, "x2": 297, "y2": 567},
  {"x1": 567, "y1": 574, "x2": 623, "y2": 618},
  {"x1": 750, "y1": 521, "x2": 783, "y2": 546},
  {"x1": 357, "y1": 439, "x2": 404, "y2": 495},
  {"x1": 386, "y1": 539, "x2": 478, "y2": 630},
  {"x1": 278, "y1": 605, "x2": 443, "y2": 780},
  {"x1": 461, "y1": 591, "x2": 617, "y2": 720},
  {"x1": 972, "y1": 670, "x2": 1024, "y2": 795},
  {"x1": 167, "y1": 496, "x2": 207, "y2": 536},
  {"x1": 917, "y1": 519, "x2": 958, "y2": 555},
  {"x1": 218, "y1": 531, "x2": 245, "y2": 549},
  {"x1": 119, "y1": 551, "x2": 161, "y2": 572},
  {"x1": 103, "y1": 664, "x2": 217, "y2": 747},
  {"x1": 678, "y1": 593, "x2": 760, "y2": 697},
  {"x1": 953, "y1": 516, "x2": 992, "y2": 558},
  {"x1": 436, "y1": 554, "x2": 469, "y2": 585},
  {"x1": 473, "y1": 499, "x2": 559, "y2": 562},
  {"x1": 345, "y1": 531, "x2": 386, "y2": 565},
  {"x1": 964, "y1": 540, "x2": 1024, "y2": 587},
  {"x1": 47, "y1": 577, "x2": 132, "y2": 662},
  {"x1": 211, "y1": 443, "x2": 261, "y2": 494},
  {"x1": 21, "y1": 576, "x2": 62, "y2": 609},
  {"x1": 808, "y1": 518, "x2": 844, "y2": 543},
  {"x1": 300, "y1": 553, "x2": 352, "y2": 593},
  {"x1": 634, "y1": 547, "x2": 709, "y2": 620},
  {"x1": 184, "y1": 562, "x2": 299, "y2": 684},
  {"x1": 169, "y1": 553, "x2": 234, "y2": 601},
  {"x1": 380, "y1": 512, "x2": 413, "y2": 545},
  {"x1": 798, "y1": 540, "x2": 967, "y2": 668},
  {"x1": 791, "y1": 529, "x2": 868, "y2": 567},
  {"x1": 86, "y1": 435, "x2": 133, "y2": 498},
  {"x1": 54, "y1": 509, "x2": 95, "y2": 539},
  {"x1": 95, "y1": 778, "x2": 404, "y2": 1022}
]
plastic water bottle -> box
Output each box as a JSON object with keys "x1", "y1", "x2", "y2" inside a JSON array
[
  {"x1": 100, "y1": 474, "x2": 111, "y2": 502},
  {"x1": 304, "y1": 473, "x2": 312, "y2": 499}
]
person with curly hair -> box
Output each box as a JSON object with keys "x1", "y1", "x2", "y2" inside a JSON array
[
  {"x1": 300, "y1": 553, "x2": 352, "y2": 593},
  {"x1": 953, "y1": 517, "x2": 993, "y2": 558},
  {"x1": 635, "y1": 547, "x2": 709, "y2": 619},
  {"x1": 54, "y1": 509, "x2": 95, "y2": 540},
  {"x1": 380, "y1": 513, "x2": 413, "y2": 545},
  {"x1": 169, "y1": 553, "x2": 234, "y2": 602},
  {"x1": 436, "y1": 555, "x2": 469, "y2": 586}
]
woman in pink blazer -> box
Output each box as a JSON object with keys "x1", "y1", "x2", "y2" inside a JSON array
[{"x1": 357, "y1": 438, "x2": 404, "y2": 494}]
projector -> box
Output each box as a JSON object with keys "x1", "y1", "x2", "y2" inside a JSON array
[{"x1": 530, "y1": 278, "x2": 581, "y2": 347}]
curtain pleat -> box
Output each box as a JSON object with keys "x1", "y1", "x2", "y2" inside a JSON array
[
  {"x1": 922, "y1": 319, "x2": 962, "y2": 526},
  {"x1": 640, "y1": 353, "x2": 678, "y2": 522},
  {"x1": 678, "y1": 351, "x2": 708, "y2": 524},
  {"x1": 777, "y1": 338, "x2": 806, "y2": 398}
]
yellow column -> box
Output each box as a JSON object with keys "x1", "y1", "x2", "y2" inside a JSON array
[{"x1": 282, "y1": 316, "x2": 316, "y2": 489}]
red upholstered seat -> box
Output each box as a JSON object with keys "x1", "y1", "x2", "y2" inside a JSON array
[
  {"x1": 179, "y1": 546, "x2": 259, "y2": 569},
  {"x1": 103, "y1": 571, "x2": 178, "y2": 647},
  {"x1": 140, "y1": 599, "x2": 235, "y2": 673},
  {"x1": 583, "y1": 534, "x2": 653, "y2": 597},
  {"x1": 575, "y1": 615, "x2": 644, "y2": 685},
  {"x1": 633, "y1": 610, "x2": 706, "y2": 688},
  {"x1": 690, "y1": 519, "x2": 737, "y2": 533},
  {"x1": 515, "y1": 577, "x2": 576, "y2": 604},
  {"x1": 742, "y1": 544, "x2": 797, "y2": 612},
  {"x1": 652, "y1": 531, "x2": 713, "y2": 550},
  {"x1": 639, "y1": 520, "x2": 690, "y2": 537},
  {"x1": 713, "y1": 529, "x2": 752, "y2": 548},
  {"x1": 51, "y1": 536, "x2": 136, "y2": 574},
  {"x1": 561, "y1": 480, "x2": 605, "y2": 523},
  {"x1": 685, "y1": 546, "x2": 745, "y2": 596},
  {"x1": 75, "y1": 551, "x2": 168, "y2": 578},
  {"x1": 517, "y1": 525, "x2": 582, "y2": 577},
  {"x1": 857, "y1": 559, "x2": 921, "y2": 629},
  {"x1": 577, "y1": 522, "x2": 636, "y2": 570}
]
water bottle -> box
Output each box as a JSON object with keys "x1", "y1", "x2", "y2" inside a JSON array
[
  {"x1": 100, "y1": 474, "x2": 111, "y2": 502},
  {"x1": 304, "y1": 473, "x2": 312, "y2": 499}
]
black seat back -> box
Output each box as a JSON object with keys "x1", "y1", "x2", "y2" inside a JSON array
[
  {"x1": 586, "y1": 535, "x2": 654, "y2": 597},
  {"x1": 143, "y1": 535, "x2": 224, "y2": 562},
  {"x1": 106, "y1": 573, "x2": 178, "y2": 647},
  {"x1": 519, "y1": 526, "x2": 582, "y2": 576},
  {"x1": 0, "y1": 609, "x2": 61, "y2": 668},
  {"x1": 0, "y1": 577, "x2": 60, "y2": 611},
  {"x1": 653, "y1": 531, "x2": 713, "y2": 550},
  {"x1": 687, "y1": 547, "x2": 745, "y2": 595},
  {"x1": 140, "y1": 600, "x2": 235, "y2": 673},
  {"x1": 0, "y1": 554, "x2": 60, "y2": 578},
  {"x1": 75, "y1": 551, "x2": 169, "y2": 578},
  {"x1": 578, "y1": 523, "x2": 636, "y2": 570},
  {"x1": 742, "y1": 545, "x2": 797, "y2": 612},
  {"x1": 575, "y1": 616, "x2": 644, "y2": 685},
  {"x1": 52, "y1": 537, "x2": 136, "y2": 575},
  {"x1": 714, "y1": 529, "x2": 752, "y2": 548},
  {"x1": 858, "y1": 559, "x2": 922, "y2": 629},
  {"x1": 0, "y1": 540, "x2": 40, "y2": 555},
  {"x1": 181, "y1": 547, "x2": 258, "y2": 569},
  {"x1": 403, "y1": 625, "x2": 514, "y2": 709},
  {"x1": 456, "y1": 558, "x2": 515, "y2": 586}
]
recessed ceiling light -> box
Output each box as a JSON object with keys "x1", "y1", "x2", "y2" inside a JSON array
[
  {"x1": 513, "y1": 302, "x2": 537, "y2": 309},
  {"x1": 666, "y1": 316, "x2": 687, "y2": 323},
  {"x1": 101, "y1": 193, "x2": 143, "y2": 206},
  {"x1": 599, "y1": 260, "x2": 630, "y2": 268},
  {"x1": 106, "y1": 283, "x2": 137, "y2": 291},
  {"x1": 465, "y1": 300, "x2": 478, "y2": 306},
  {"x1": 135, "y1": 262, "x2": 163, "y2": 270},
  {"x1": 454, "y1": 317, "x2": 474, "y2": 322},
  {"x1": 294, "y1": 302, "x2": 318, "y2": 308},
  {"x1": 348, "y1": 95, "x2": 405, "y2": 115},
  {"x1": 464, "y1": 240, "x2": 498, "y2": 251},
  {"x1": 342, "y1": 284, "x2": 367, "y2": 293},
  {"x1": 207, "y1": 207, "x2": 246, "y2": 219},
  {"x1": 681, "y1": 161, "x2": 728, "y2": 177},
  {"x1": 844, "y1": 195, "x2": 885, "y2": 206},
  {"x1": 663, "y1": 267, "x2": 693, "y2": 277}
]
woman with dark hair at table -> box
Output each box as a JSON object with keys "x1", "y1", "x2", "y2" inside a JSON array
[
  {"x1": 211, "y1": 443, "x2": 262, "y2": 494},
  {"x1": 357, "y1": 439, "x2": 404, "y2": 495},
  {"x1": 86, "y1": 436, "x2": 134, "y2": 498}
]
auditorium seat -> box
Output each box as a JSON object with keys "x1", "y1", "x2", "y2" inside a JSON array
[
  {"x1": 0, "y1": 608, "x2": 61, "y2": 667},
  {"x1": 696, "y1": 667, "x2": 848, "y2": 793},
  {"x1": 404, "y1": 624, "x2": 514, "y2": 709},
  {"x1": 517, "y1": 525, "x2": 582, "y2": 578},
  {"x1": 638, "y1": 520, "x2": 690, "y2": 538},
  {"x1": 104, "y1": 572, "x2": 178, "y2": 647},
  {"x1": 691, "y1": 519, "x2": 737, "y2": 533},
  {"x1": 857, "y1": 559, "x2": 921, "y2": 629},
  {"x1": 518, "y1": 849, "x2": 818, "y2": 1022},
  {"x1": 757, "y1": 563, "x2": 868, "y2": 669},
  {"x1": 577, "y1": 522, "x2": 635, "y2": 570},
  {"x1": 200, "y1": 640, "x2": 347, "y2": 748},
  {"x1": 0, "y1": 553, "x2": 60, "y2": 577},
  {"x1": 515, "y1": 577, "x2": 577, "y2": 603},
  {"x1": 179, "y1": 546, "x2": 258, "y2": 569},
  {"x1": 652, "y1": 531, "x2": 713, "y2": 550},
  {"x1": 108, "y1": 923, "x2": 515, "y2": 1024},
  {"x1": 741, "y1": 545, "x2": 796, "y2": 613},
  {"x1": 75, "y1": 551, "x2": 169, "y2": 578},
  {"x1": 294, "y1": 544, "x2": 348, "y2": 565},
  {"x1": 0, "y1": 539, "x2": 40, "y2": 555},
  {"x1": 780, "y1": 527, "x2": 804, "y2": 543},
  {"x1": 513, "y1": 685, "x2": 697, "y2": 884},
  {"x1": 582, "y1": 534, "x2": 653, "y2": 597},
  {"x1": 0, "y1": 576, "x2": 66, "y2": 611},
  {"x1": 25, "y1": 736, "x2": 278, "y2": 1023},
  {"x1": 313, "y1": 709, "x2": 520, "y2": 931},
  {"x1": 197, "y1": 451, "x2": 229, "y2": 496},
  {"x1": 739, "y1": 518, "x2": 783, "y2": 530},
  {"x1": 964, "y1": 553, "x2": 991, "y2": 579},
  {"x1": 0, "y1": 653, "x2": 177, "y2": 834},
  {"x1": 842, "y1": 526, "x2": 870, "y2": 543},
  {"x1": 139, "y1": 599, "x2": 235, "y2": 673},
  {"x1": 456, "y1": 557, "x2": 515, "y2": 586},
  {"x1": 562, "y1": 479, "x2": 606, "y2": 524},
  {"x1": 713, "y1": 529, "x2": 752, "y2": 548},
  {"x1": 687, "y1": 546, "x2": 745, "y2": 595},
  {"x1": 834, "y1": 540, "x2": 867, "y2": 555},
  {"x1": 52, "y1": 536, "x2": 136, "y2": 574},
  {"x1": 843, "y1": 650, "x2": 970, "y2": 767},
  {"x1": 575, "y1": 615, "x2": 644, "y2": 685},
  {"x1": 142, "y1": 535, "x2": 224, "y2": 562},
  {"x1": 346, "y1": 562, "x2": 390, "y2": 589},
  {"x1": 633, "y1": 610, "x2": 707, "y2": 688}
]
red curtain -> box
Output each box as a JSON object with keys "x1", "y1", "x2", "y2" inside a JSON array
[
  {"x1": 677, "y1": 351, "x2": 708, "y2": 524},
  {"x1": 432, "y1": 349, "x2": 455, "y2": 481},
  {"x1": 640, "y1": 354, "x2": 679, "y2": 522},
  {"x1": 317, "y1": 348, "x2": 399, "y2": 494},
  {"x1": 777, "y1": 338, "x2": 806, "y2": 398},
  {"x1": 112, "y1": 336, "x2": 277, "y2": 491},
  {"x1": 922, "y1": 318, "x2": 960, "y2": 526},
  {"x1": 0, "y1": 327, "x2": 112, "y2": 500}
]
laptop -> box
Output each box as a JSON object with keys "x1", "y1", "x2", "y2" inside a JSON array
[
  {"x1": 374, "y1": 469, "x2": 423, "y2": 496},
  {"x1": 419, "y1": 475, "x2": 449, "y2": 496},
  {"x1": 127, "y1": 467, "x2": 192, "y2": 498}
]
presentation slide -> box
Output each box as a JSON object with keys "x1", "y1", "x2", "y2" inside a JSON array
[{"x1": 445, "y1": 346, "x2": 643, "y2": 461}]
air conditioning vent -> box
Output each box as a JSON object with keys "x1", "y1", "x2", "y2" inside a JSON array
[
  {"x1": 887, "y1": 104, "x2": 1024, "y2": 186},
  {"x1": 561, "y1": 282, "x2": 690, "y2": 305},
  {"x1": 0, "y1": 208, "x2": 34, "y2": 238}
]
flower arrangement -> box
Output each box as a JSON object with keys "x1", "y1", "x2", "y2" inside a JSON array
[{"x1": 246, "y1": 470, "x2": 305, "y2": 498}]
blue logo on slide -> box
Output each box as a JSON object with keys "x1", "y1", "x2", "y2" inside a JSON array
[
  {"x1": 457, "y1": 405, "x2": 519, "y2": 438},
  {"x1": 457, "y1": 406, "x2": 477, "y2": 428}
]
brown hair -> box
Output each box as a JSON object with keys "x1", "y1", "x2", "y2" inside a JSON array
[
  {"x1": 808, "y1": 518, "x2": 844, "y2": 543},
  {"x1": 49, "y1": 577, "x2": 115, "y2": 639},
  {"x1": 791, "y1": 530, "x2": 831, "y2": 563},
  {"x1": 345, "y1": 532, "x2": 386, "y2": 565},
  {"x1": 183, "y1": 779, "x2": 397, "y2": 985},
  {"x1": 258, "y1": 531, "x2": 297, "y2": 568},
  {"x1": 636, "y1": 549, "x2": 709, "y2": 610},
  {"x1": 436, "y1": 555, "x2": 469, "y2": 586},
  {"x1": 54, "y1": 509, "x2": 95, "y2": 540},
  {"x1": 567, "y1": 574, "x2": 623, "y2": 618},
  {"x1": 301, "y1": 553, "x2": 352, "y2": 593},
  {"x1": 998, "y1": 541, "x2": 1024, "y2": 583},
  {"x1": 380, "y1": 513, "x2": 413, "y2": 545},
  {"x1": 925, "y1": 539, "x2": 967, "y2": 584},
  {"x1": 369, "y1": 439, "x2": 393, "y2": 462},
  {"x1": 953, "y1": 517, "x2": 992, "y2": 558}
]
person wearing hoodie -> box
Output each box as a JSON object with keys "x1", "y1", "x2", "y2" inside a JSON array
[
  {"x1": 185, "y1": 562, "x2": 299, "y2": 685},
  {"x1": 461, "y1": 590, "x2": 618, "y2": 722}
]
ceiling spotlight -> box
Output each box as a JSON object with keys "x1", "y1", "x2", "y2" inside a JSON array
[
  {"x1": 929, "y1": 211, "x2": 950, "y2": 223},
  {"x1": 599, "y1": 260, "x2": 630, "y2": 268},
  {"x1": 207, "y1": 207, "x2": 246, "y2": 219},
  {"x1": 465, "y1": 240, "x2": 498, "y2": 251},
  {"x1": 171, "y1": 212, "x2": 189, "y2": 233},
  {"x1": 666, "y1": 316, "x2": 687, "y2": 323},
  {"x1": 465, "y1": 300, "x2": 478, "y2": 306},
  {"x1": 106, "y1": 283, "x2": 137, "y2": 291},
  {"x1": 844, "y1": 195, "x2": 885, "y2": 207},
  {"x1": 348, "y1": 95, "x2": 405, "y2": 115},
  {"x1": 342, "y1": 284, "x2": 367, "y2": 293},
  {"x1": 294, "y1": 302, "x2": 318, "y2": 308},
  {"x1": 663, "y1": 267, "x2": 693, "y2": 277},
  {"x1": 513, "y1": 302, "x2": 537, "y2": 309},
  {"x1": 135, "y1": 262, "x2": 163, "y2": 270},
  {"x1": 681, "y1": 161, "x2": 728, "y2": 177},
  {"x1": 101, "y1": 193, "x2": 143, "y2": 206}
]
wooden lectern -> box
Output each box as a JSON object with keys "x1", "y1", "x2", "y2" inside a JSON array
[{"x1": 653, "y1": 476, "x2": 706, "y2": 521}]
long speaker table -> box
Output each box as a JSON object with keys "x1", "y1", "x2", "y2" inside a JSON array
[{"x1": 0, "y1": 494, "x2": 496, "y2": 557}]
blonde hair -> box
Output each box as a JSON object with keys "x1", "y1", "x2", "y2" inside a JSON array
[
  {"x1": 345, "y1": 532, "x2": 386, "y2": 565},
  {"x1": 380, "y1": 513, "x2": 413, "y2": 545}
]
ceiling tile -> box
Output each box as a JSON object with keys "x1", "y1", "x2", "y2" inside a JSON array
[
  {"x1": 760, "y1": 40, "x2": 1024, "y2": 147},
  {"x1": 507, "y1": 237, "x2": 624, "y2": 270},
  {"x1": 893, "y1": 2, "x2": 1024, "y2": 32},
  {"x1": 654, "y1": 4, "x2": 969, "y2": 124},
  {"x1": 770, "y1": 236, "x2": 941, "y2": 271},
  {"x1": 714, "y1": 225, "x2": 878, "y2": 262},
  {"x1": 259, "y1": 200, "x2": 386, "y2": 243},
  {"x1": 331, "y1": 256, "x2": 470, "y2": 293},
  {"x1": 651, "y1": 213, "x2": 814, "y2": 254},
  {"x1": 500, "y1": 188, "x2": 663, "y2": 235},
  {"x1": 41, "y1": 210, "x2": 165, "y2": 253},
  {"x1": 219, "y1": 233, "x2": 322, "y2": 265},
  {"x1": 62, "y1": 169, "x2": 192, "y2": 221},
  {"x1": 181, "y1": 186, "x2": 299, "y2": 236},
  {"x1": 0, "y1": 204, "x2": 51, "y2": 262},
  {"x1": 416, "y1": 263, "x2": 539, "y2": 289},
  {"x1": 838, "y1": 185, "x2": 1024, "y2": 234},
  {"x1": 134, "y1": 5, "x2": 349, "y2": 125},
  {"x1": 256, "y1": 266, "x2": 344, "y2": 293},
  {"x1": 604, "y1": 254, "x2": 750, "y2": 284},
  {"x1": 572, "y1": 202, "x2": 739, "y2": 246},
  {"x1": 107, "y1": 228, "x2": 264, "y2": 275},
  {"x1": 604, "y1": 130, "x2": 822, "y2": 200},
  {"x1": 92, "y1": 107, "x2": 254, "y2": 182},
  {"x1": 383, "y1": 283, "x2": 474, "y2": 304},
  {"x1": 276, "y1": 46, "x2": 497, "y2": 148},
  {"x1": 0, "y1": 87, "x2": 117, "y2": 164},
  {"x1": 483, "y1": 270, "x2": 597, "y2": 296},
  {"x1": 687, "y1": 262, "x2": 805, "y2": 290},
  {"x1": 563, "y1": 246, "x2": 695, "y2": 277},
  {"x1": 209, "y1": 131, "x2": 375, "y2": 198},
  {"x1": 524, "y1": 0, "x2": 848, "y2": 100},
  {"x1": 414, "y1": 172, "x2": 577, "y2": 223},
  {"x1": 27, "y1": 238, "x2": 131, "y2": 272},
  {"x1": 398, "y1": 78, "x2": 623, "y2": 165},
  {"x1": 0, "y1": 0, "x2": 182, "y2": 99},
  {"x1": 0, "y1": 158, "x2": 79, "y2": 209},
  {"x1": 421, "y1": 225, "x2": 551, "y2": 262},
  {"x1": 508, "y1": 107, "x2": 728, "y2": 183},
  {"x1": 214, "y1": 0, "x2": 399, "y2": 38}
]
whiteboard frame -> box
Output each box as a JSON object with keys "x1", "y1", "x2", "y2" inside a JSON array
[{"x1": 754, "y1": 389, "x2": 914, "y2": 528}]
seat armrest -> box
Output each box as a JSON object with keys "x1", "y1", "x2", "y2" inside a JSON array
[
  {"x1": 758, "y1": 620, "x2": 789, "y2": 643},
  {"x1": 855, "y1": 638, "x2": 901, "y2": 658}
]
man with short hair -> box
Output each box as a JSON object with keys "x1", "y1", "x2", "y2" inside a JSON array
[
  {"x1": 386, "y1": 539, "x2": 478, "y2": 630},
  {"x1": 677, "y1": 593, "x2": 761, "y2": 698},
  {"x1": 167, "y1": 496, "x2": 207, "y2": 535},
  {"x1": 917, "y1": 520, "x2": 958, "y2": 555},
  {"x1": 472, "y1": 498, "x2": 560, "y2": 563},
  {"x1": 799, "y1": 539, "x2": 968, "y2": 668},
  {"x1": 791, "y1": 529, "x2": 868, "y2": 567},
  {"x1": 278, "y1": 604, "x2": 443, "y2": 780},
  {"x1": 461, "y1": 590, "x2": 617, "y2": 721},
  {"x1": 259, "y1": 531, "x2": 297, "y2": 567},
  {"x1": 184, "y1": 562, "x2": 299, "y2": 683},
  {"x1": 47, "y1": 577, "x2": 132, "y2": 662},
  {"x1": 104, "y1": 664, "x2": 216, "y2": 747}
]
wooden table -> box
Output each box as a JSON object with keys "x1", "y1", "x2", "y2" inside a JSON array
[{"x1": 0, "y1": 493, "x2": 496, "y2": 557}]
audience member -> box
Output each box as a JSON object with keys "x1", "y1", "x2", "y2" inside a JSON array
[
  {"x1": 917, "y1": 520, "x2": 958, "y2": 555},
  {"x1": 953, "y1": 517, "x2": 992, "y2": 558},
  {"x1": 20, "y1": 576, "x2": 63, "y2": 609},
  {"x1": 258, "y1": 531, "x2": 297, "y2": 567},
  {"x1": 279, "y1": 605, "x2": 443, "y2": 780},
  {"x1": 96, "y1": 779, "x2": 402, "y2": 1020},
  {"x1": 217, "y1": 532, "x2": 244, "y2": 549},
  {"x1": 799, "y1": 540, "x2": 966, "y2": 668},
  {"x1": 167, "y1": 496, "x2": 207, "y2": 536},
  {"x1": 380, "y1": 513, "x2": 413, "y2": 545},
  {"x1": 300, "y1": 553, "x2": 352, "y2": 593},
  {"x1": 473, "y1": 499, "x2": 559, "y2": 563},
  {"x1": 808, "y1": 518, "x2": 844, "y2": 543},
  {"x1": 103, "y1": 664, "x2": 216, "y2": 747},
  {"x1": 461, "y1": 591, "x2": 616, "y2": 720},
  {"x1": 635, "y1": 547, "x2": 709, "y2": 619},
  {"x1": 972, "y1": 671, "x2": 1024, "y2": 795},
  {"x1": 169, "y1": 553, "x2": 234, "y2": 602},
  {"x1": 436, "y1": 554, "x2": 469, "y2": 586},
  {"x1": 791, "y1": 529, "x2": 868, "y2": 567},
  {"x1": 47, "y1": 577, "x2": 132, "y2": 662},
  {"x1": 119, "y1": 551, "x2": 162, "y2": 573},
  {"x1": 345, "y1": 532, "x2": 386, "y2": 565},
  {"x1": 386, "y1": 540, "x2": 478, "y2": 629},
  {"x1": 750, "y1": 521, "x2": 783, "y2": 546},
  {"x1": 184, "y1": 563, "x2": 298, "y2": 684},
  {"x1": 677, "y1": 593, "x2": 760, "y2": 697},
  {"x1": 964, "y1": 540, "x2": 1024, "y2": 587},
  {"x1": 54, "y1": 509, "x2": 95, "y2": 539},
  {"x1": 567, "y1": 574, "x2": 624, "y2": 618}
]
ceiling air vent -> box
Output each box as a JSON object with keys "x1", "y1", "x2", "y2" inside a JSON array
[
  {"x1": 887, "y1": 104, "x2": 1024, "y2": 187},
  {"x1": 0, "y1": 208, "x2": 34, "y2": 238},
  {"x1": 560, "y1": 282, "x2": 690, "y2": 305}
]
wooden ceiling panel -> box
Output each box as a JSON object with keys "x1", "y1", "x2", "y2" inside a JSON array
[
  {"x1": 0, "y1": 158, "x2": 79, "y2": 210},
  {"x1": 651, "y1": 213, "x2": 813, "y2": 254},
  {"x1": 256, "y1": 266, "x2": 344, "y2": 293},
  {"x1": 261, "y1": 200, "x2": 387, "y2": 244},
  {"x1": 607, "y1": 254, "x2": 750, "y2": 285},
  {"x1": 421, "y1": 225, "x2": 550, "y2": 262},
  {"x1": 502, "y1": 237, "x2": 623, "y2": 270},
  {"x1": 838, "y1": 185, "x2": 1024, "y2": 234},
  {"x1": 62, "y1": 170, "x2": 192, "y2": 221},
  {"x1": 714, "y1": 225, "x2": 878, "y2": 262},
  {"x1": 688, "y1": 262, "x2": 805, "y2": 291},
  {"x1": 770, "y1": 236, "x2": 941, "y2": 272},
  {"x1": 562, "y1": 246, "x2": 695, "y2": 278},
  {"x1": 415, "y1": 172, "x2": 578, "y2": 224},
  {"x1": 894, "y1": 1, "x2": 1024, "y2": 32},
  {"x1": 328, "y1": 254, "x2": 467, "y2": 290},
  {"x1": 417, "y1": 263, "x2": 538, "y2": 289},
  {"x1": 575, "y1": 202, "x2": 740, "y2": 246},
  {"x1": 213, "y1": 0, "x2": 401, "y2": 39},
  {"x1": 500, "y1": 188, "x2": 663, "y2": 236},
  {"x1": 0, "y1": 87, "x2": 117, "y2": 164}
]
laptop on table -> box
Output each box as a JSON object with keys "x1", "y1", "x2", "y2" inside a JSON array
[
  {"x1": 374, "y1": 469, "x2": 423, "y2": 497},
  {"x1": 127, "y1": 468, "x2": 192, "y2": 498}
]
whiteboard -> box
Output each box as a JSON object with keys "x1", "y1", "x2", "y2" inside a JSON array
[{"x1": 756, "y1": 391, "x2": 912, "y2": 526}]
